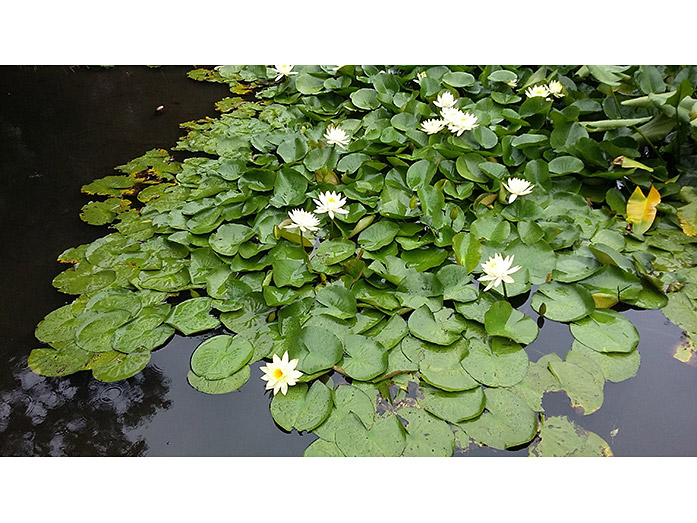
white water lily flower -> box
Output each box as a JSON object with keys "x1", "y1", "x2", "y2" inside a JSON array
[
  {"x1": 420, "y1": 118, "x2": 446, "y2": 135},
  {"x1": 502, "y1": 177, "x2": 535, "y2": 203},
  {"x1": 525, "y1": 84, "x2": 551, "y2": 100},
  {"x1": 313, "y1": 190, "x2": 349, "y2": 219},
  {"x1": 478, "y1": 253, "x2": 522, "y2": 292},
  {"x1": 273, "y1": 65, "x2": 297, "y2": 82},
  {"x1": 505, "y1": 77, "x2": 518, "y2": 88},
  {"x1": 323, "y1": 124, "x2": 350, "y2": 148},
  {"x1": 414, "y1": 71, "x2": 427, "y2": 85},
  {"x1": 434, "y1": 91, "x2": 457, "y2": 109},
  {"x1": 547, "y1": 80, "x2": 564, "y2": 98},
  {"x1": 260, "y1": 351, "x2": 303, "y2": 396},
  {"x1": 283, "y1": 208, "x2": 320, "y2": 233},
  {"x1": 441, "y1": 107, "x2": 479, "y2": 136}
]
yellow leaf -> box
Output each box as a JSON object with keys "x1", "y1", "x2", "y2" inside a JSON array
[{"x1": 626, "y1": 185, "x2": 660, "y2": 235}]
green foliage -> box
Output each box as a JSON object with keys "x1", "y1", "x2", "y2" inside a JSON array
[{"x1": 29, "y1": 64, "x2": 697, "y2": 456}]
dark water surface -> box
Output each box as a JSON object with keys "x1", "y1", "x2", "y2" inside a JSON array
[{"x1": 1, "y1": 66, "x2": 695, "y2": 456}]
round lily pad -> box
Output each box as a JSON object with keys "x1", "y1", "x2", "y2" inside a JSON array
[
  {"x1": 531, "y1": 281, "x2": 595, "y2": 322},
  {"x1": 190, "y1": 335, "x2": 254, "y2": 380},
  {"x1": 458, "y1": 388, "x2": 538, "y2": 450},
  {"x1": 166, "y1": 297, "x2": 221, "y2": 335},
  {"x1": 269, "y1": 381, "x2": 333, "y2": 432},
  {"x1": 484, "y1": 301, "x2": 539, "y2": 345},
  {"x1": 399, "y1": 407, "x2": 456, "y2": 457},
  {"x1": 340, "y1": 334, "x2": 388, "y2": 381},
  {"x1": 28, "y1": 345, "x2": 93, "y2": 377},
  {"x1": 460, "y1": 337, "x2": 529, "y2": 387},
  {"x1": 420, "y1": 383, "x2": 485, "y2": 423},
  {"x1": 569, "y1": 309, "x2": 639, "y2": 353},
  {"x1": 288, "y1": 326, "x2": 343, "y2": 375},
  {"x1": 75, "y1": 310, "x2": 133, "y2": 353},
  {"x1": 334, "y1": 412, "x2": 407, "y2": 457},
  {"x1": 91, "y1": 351, "x2": 151, "y2": 382},
  {"x1": 187, "y1": 366, "x2": 251, "y2": 395}
]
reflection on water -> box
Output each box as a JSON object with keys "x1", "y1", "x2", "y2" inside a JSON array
[{"x1": 0, "y1": 354, "x2": 170, "y2": 456}]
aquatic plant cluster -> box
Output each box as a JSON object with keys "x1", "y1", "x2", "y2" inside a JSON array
[{"x1": 29, "y1": 65, "x2": 697, "y2": 456}]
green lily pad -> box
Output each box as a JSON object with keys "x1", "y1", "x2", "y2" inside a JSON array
[
  {"x1": 334, "y1": 412, "x2": 407, "y2": 457},
  {"x1": 509, "y1": 355, "x2": 562, "y2": 412},
  {"x1": 548, "y1": 357, "x2": 605, "y2": 415},
  {"x1": 570, "y1": 309, "x2": 639, "y2": 353},
  {"x1": 288, "y1": 326, "x2": 343, "y2": 375},
  {"x1": 458, "y1": 388, "x2": 539, "y2": 450},
  {"x1": 418, "y1": 338, "x2": 480, "y2": 392},
  {"x1": 209, "y1": 223, "x2": 255, "y2": 257},
  {"x1": 340, "y1": 334, "x2": 388, "y2": 381},
  {"x1": 187, "y1": 366, "x2": 251, "y2": 395},
  {"x1": 190, "y1": 334, "x2": 254, "y2": 380},
  {"x1": 569, "y1": 340, "x2": 641, "y2": 383},
  {"x1": 531, "y1": 281, "x2": 596, "y2": 322},
  {"x1": 357, "y1": 219, "x2": 400, "y2": 251},
  {"x1": 166, "y1": 297, "x2": 221, "y2": 335},
  {"x1": 314, "y1": 284, "x2": 357, "y2": 320},
  {"x1": 270, "y1": 380, "x2": 333, "y2": 432},
  {"x1": 408, "y1": 305, "x2": 467, "y2": 346},
  {"x1": 399, "y1": 407, "x2": 456, "y2": 457},
  {"x1": 313, "y1": 384, "x2": 376, "y2": 441},
  {"x1": 75, "y1": 310, "x2": 133, "y2": 353},
  {"x1": 460, "y1": 337, "x2": 529, "y2": 387},
  {"x1": 484, "y1": 301, "x2": 539, "y2": 345},
  {"x1": 303, "y1": 438, "x2": 345, "y2": 457},
  {"x1": 91, "y1": 351, "x2": 151, "y2": 382},
  {"x1": 419, "y1": 383, "x2": 485, "y2": 423},
  {"x1": 529, "y1": 416, "x2": 613, "y2": 457},
  {"x1": 28, "y1": 345, "x2": 93, "y2": 377}
]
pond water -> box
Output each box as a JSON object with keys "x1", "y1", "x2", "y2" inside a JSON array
[{"x1": 1, "y1": 65, "x2": 696, "y2": 456}]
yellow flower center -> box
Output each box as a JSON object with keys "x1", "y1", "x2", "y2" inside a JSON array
[{"x1": 273, "y1": 368, "x2": 284, "y2": 379}]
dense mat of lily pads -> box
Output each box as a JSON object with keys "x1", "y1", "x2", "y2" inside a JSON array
[{"x1": 29, "y1": 65, "x2": 697, "y2": 456}]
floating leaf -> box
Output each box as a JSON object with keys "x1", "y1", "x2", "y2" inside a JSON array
[
  {"x1": 166, "y1": 297, "x2": 220, "y2": 335},
  {"x1": 91, "y1": 351, "x2": 151, "y2": 382},
  {"x1": 529, "y1": 416, "x2": 613, "y2": 457},
  {"x1": 399, "y1": 407, "x2": 456, "y2": 457},
  {"x1": 187, "y1": 366, "x2": 251, "y2": 395},
  {"x1": 340, "y1": 334, "x2": 388, "y2": 381},
  {"x1": 460, "y1": 337, "x2": 529, "y2": 387},
  {"x1": 334, "y1": 412, "x2": 407, "y2": 457},
  {"x1": 484, "y1": 301, "x2": 539, "y2": 345},
  {"x1": 420, "y1": 383, "x2": 485, "y2": 423},
  {"x1": 459, "y1": 388, "x2": 538, "y2": 450},
  {"x1": 190, "y1": 335, "x2": 254, "y2": 380},
  {"x1": 270, "y1": 381, "x2": 333, "y2": 432},
  {"x1": 530, "y1": 282, "x2": 595, "y2": 322},
  {"x1": 570, "y1": 309, "x2": 639, "y2": 353}
]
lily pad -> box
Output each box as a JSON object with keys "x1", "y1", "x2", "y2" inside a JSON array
[
  {"x1": 458, "y1": 388, "x2": 538, "y2": 450},
  {"x1": 529, "y1": 416, "x2": 613, "y2": 457},
  {"x1": 408, "y1": 305, "x2": 467, "y2": 346},
  {"x1": 187, "y1": 366, "x2": 251, "y2": 395},
  {"x1": 288, "y1": 326, "x2": 343, "y2": 375},
  {"x1": 570, "y1": 309, "x2": 639, "y2": 353},
  {"x1": 340, "y1": 334, "x2": 388, "y2": 381},
  {"x1": 399, "y1": 407, "x2": 456, "y2": 457},
  {"x1": 460, "y1": 337, "x2": 529, "y2": 388},
  {"x1": 91, "y1": 351, "x2": 151, "y2": 382},
  {"x1": 530, "y1": 281, "x2": 595, "y2": 322},
  {"x1": 270, "y1": 380, "x2": 333, "y2": 432},
  {"x1": 419, "y1": 383, "x2": 485, "y2": 423},
  {"x1": 166, "y1": 297, "x2": 221, "y2": 335},
  {"x1": 190, "y1": 335, "x2": 254, "y2": 380},
  {"x1": 334, "y1": 412, "x2": 407, "y2": 457},
  {"x1": 484, "y1": 301, "x2": 539, "y2": 345}
]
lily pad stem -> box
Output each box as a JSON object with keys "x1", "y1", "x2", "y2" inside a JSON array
[{"x1": 299, "y1": 230, "x2": 315, "y2": 273}]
